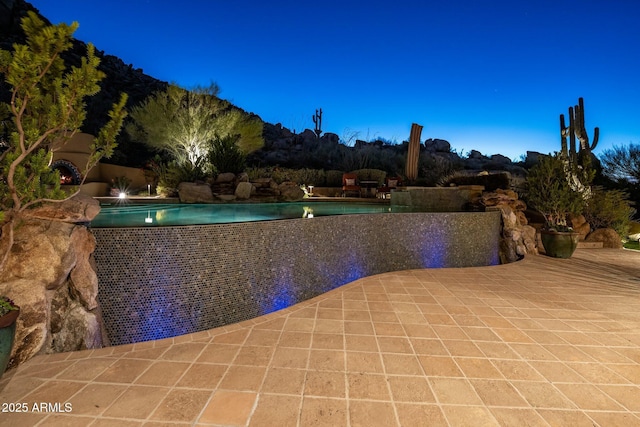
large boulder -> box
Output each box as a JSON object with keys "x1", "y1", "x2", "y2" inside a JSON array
[
  {"x1": 0, "y1": 278, "x2": 48, "y2": 368},
  {"x1": 482, "y1": 189, "x2": 538, "y2": 263},
  {"x1": 251, "y1": 178, "x2": 274, "y2": 189},
  {"x1": 490, "y1": 154, "x2": 511, "y2": 165},
  {"x1": 23, "y1": 193, "x2": 100, "y2": 222},
  {"x1": 468, "y1": 150, "x2": 485, "y2": 160},
  {"x1": 525, "y1": 151, "x2": 545, "y2": 167},
  {"x1": 425, "y1": 138, "x2": 451, "y2": 153},
  {"x1": 585, "y1": 228, "x2": 623, "y2": 249},
  {"x1": 0, "y1": 192, "x2": 109, "y2": 370},
  {"x1": 321, "y1": 132, "x2": 340, "y2": 144},
  {"x1": 569, "y1": 214, "x2": 591, "y2": 241},
  {"x1": 0, "y1": 218, "x2": 104, "y2": 369},
  {"x1": 278, "y1": 182, "x2": 305, "y2": 201},
  {"x1": 68, "y1": 226, "x2": 99, "y2": 310},
  {"x1": 50, "y1": 284, "x2": 104, "y2": 353},
  {"x1": 235, "y1": 182, "x2": 254, "y2": 200},
  {"x1": 2, "y1": 220, "x2": 77, "y2": 288},
  {"x1": 215, "y1": 172, "x2": 236, "y2": 183},
  {"x1": 299, "y1": 129, "x2": 317, "y2": 142},
  {"x1": 178, "y1": 182, "x2": 214, "y2": 203}
]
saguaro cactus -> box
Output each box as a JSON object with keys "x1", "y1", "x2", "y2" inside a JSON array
[
  {"x1": 559, "y1": 97, "x2": 598, "y2": 192},
  {"x1": 560, "y1": 97, "x2": 599, "y2": 168},
  {"x1": 405, "y1": 123, "x2": 423, "y2": 182},
  {"x1": 312, "y1": 108, "x2": 323, "y2": 138}
]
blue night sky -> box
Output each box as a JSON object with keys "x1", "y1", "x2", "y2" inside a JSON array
[{"x1": 29, "y1": 0, "x2": 640, "y2": 160}]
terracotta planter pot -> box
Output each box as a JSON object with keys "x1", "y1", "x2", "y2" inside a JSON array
[
  {"x1": 0, "y1": 308, "x2": 19, "y2": 377},
  {"x1": 0, "y1": 309, "x2": 19, "y2": 328},
  {"x1": 540, "y1": 230, "x2": 580, "y2": 258}
]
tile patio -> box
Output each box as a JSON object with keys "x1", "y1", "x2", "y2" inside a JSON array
[{"x1": 1, "y1": 249, "x2": 639, "y2": 426}]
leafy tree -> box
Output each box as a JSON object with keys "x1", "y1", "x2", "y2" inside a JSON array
[
  {"x1": 213, "y1": 109, "x2": 264, "y2": 155},
  {"x1": 599, "y1": 143, "x2": 640, "y2": 183},
  {"x1": 127, "y1": 83, "x2": 263, "y2": 168},
  {"x1": 0, "y1": 12, "x2": 127, "y2": 271}
]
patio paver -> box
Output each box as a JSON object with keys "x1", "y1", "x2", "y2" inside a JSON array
[{"x1": 0, "y1": 249, "x2": 639, "y2": 426}]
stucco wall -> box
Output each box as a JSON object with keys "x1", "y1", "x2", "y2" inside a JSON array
[
  {"x1": 93, "y1": 211, "x2": 501, "y2": 345},
  {"x1": 52, "y1": 132, "x2": 148, "y2": 196}
]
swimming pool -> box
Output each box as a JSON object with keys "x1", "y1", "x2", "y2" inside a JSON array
[
  {"x1": 91, "y1": 201, "x2": 417, "y2": 227},
  {"x1": 93, "y1": 208, "x2": 502, "y2": 345}
]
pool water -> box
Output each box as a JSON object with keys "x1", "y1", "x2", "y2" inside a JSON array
[{"x1": 91, "y1": 201, "x2": 418, "y2": 227}]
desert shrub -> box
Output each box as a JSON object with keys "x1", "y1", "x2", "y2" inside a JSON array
[
  {"x1": 244, "y1": 167, "x2": 378, "y2": 186},
  {"x1": 245, "y1": 167, "x2": 289, "y2": 183},
  {"x1": 420, "y1": 154, "x2": 463, "y2": 186},
  {"x1": 244, "y1": 167, "x2": 326, "y2": 185},
  {"x1": 207, "y1": 135, "x2": 246, "y2": 174},
  {"x1": 440, "y1": 171, "x2": 511, "y2": 191},
  {"x1": 271, "y1": 168, "x2": 303, "y2": 184},
  {"x1": 110, "y1": 176, "x2": 132, "y2": 191},
  {"x1": 340, "y1": 149, "x2": 372, "y2": 172},
  {"x1": 151, "y1": 158, "x2": 207, "y2": 197},
  {"x1": 295, "y1": 168, "x2": 326, "y2": 186},
  {"x1": 583, "y1": 187, "x2": 636, "y2": 238},
  {"x1": 245, "y1": 166, "x2": 269, "y2": 181},
  {"x1": 338, "y1": 145, "x2": 405, "y2": 174},
  {"x1": 325, "y1": 170, "x2": 344, "y2": 187}
]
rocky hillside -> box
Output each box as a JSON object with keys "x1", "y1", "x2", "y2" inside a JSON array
[
  {"x1": 1, "y1": 0, "x2": 168, "y2": 165},
  {"x1": 251, "y1": 123, "x2": 530, "y2": 181}
]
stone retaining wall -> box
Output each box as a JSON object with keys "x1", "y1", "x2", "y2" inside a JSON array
[
  {"x1": 391, "y1": 186, "x2": 485, "y2": 211},
  {"x1": 93, "y1": 211, "x2": 501, "y2": 345}
]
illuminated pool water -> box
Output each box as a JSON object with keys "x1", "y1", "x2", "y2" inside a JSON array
[{"x1": 91, "y1": 201, "x2": 418, "y2": 227}]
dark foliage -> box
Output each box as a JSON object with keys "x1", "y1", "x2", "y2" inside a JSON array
[
  {"x1": 441, "y1": 172, "x2": 511, "y2": 191},
  {"x1": 207, "y1": 135, "x2": 246, "y2": 174}
]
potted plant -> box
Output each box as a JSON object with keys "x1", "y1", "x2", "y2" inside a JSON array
[
  {"x1": 0, "y1": 296, "x2": 20, "y2": 377},
  {"x1": 526, "y1": 152, "x2": 589, "y2": 258}
]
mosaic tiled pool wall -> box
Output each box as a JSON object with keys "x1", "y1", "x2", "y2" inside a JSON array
[{"x1": 92, "y1": 211, "x2": 501, "y2": 345}]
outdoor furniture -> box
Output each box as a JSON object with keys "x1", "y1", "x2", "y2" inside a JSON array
[
  {"x1": 342, "y1": 173, "x2": 361, "y2": 197},
  {"x1": 359, "y1": 180, "x2": 379, "y2": 198},
  {"x1": 377, "y1": 176, "x2": 403, "y2": 199}
]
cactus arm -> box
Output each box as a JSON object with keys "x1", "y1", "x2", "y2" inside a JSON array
[
  {"x1": 312, "y1": 108, "x2": 323, "y2": 138},
  {"x1": 560, "y1": 114, "x2": 568, "y2": 156},
  {"x1": 568, "y1": 106, "x2": 576, "y2": 160},
  {"x1": 590, "y1": 127, "x2": 599, "y2": 150},
  {"x1": 557, "y1": 97, "x2": 599, "y2": 190}
]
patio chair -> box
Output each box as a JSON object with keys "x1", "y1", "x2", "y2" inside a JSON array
[
  {"x1": 377, "y1": 176, "x2": 403, "y2": 199},
  {"x1": 342, "y1": 173, "x2": 361, "y2": 197}
]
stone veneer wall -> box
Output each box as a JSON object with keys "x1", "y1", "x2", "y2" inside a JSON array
[
  {"x1": 93, "y1": 211, "x2": 501, "y2": 345},
  {"x1": 391, "y1": 187, "x2": 485, "y2": 212}
]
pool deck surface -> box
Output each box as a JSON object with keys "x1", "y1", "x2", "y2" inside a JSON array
[{"x1": 1, "y1": 249, "x2": 639, "y2": 426}]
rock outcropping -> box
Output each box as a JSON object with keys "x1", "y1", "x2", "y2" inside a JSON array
[
  {"x1": 0, "y1": 195, "x2": 106, "y2": 370},
  {"x1": 585, "y1": 228, "x2": 623, "y2": 249},
  {"x1": 251, "y1": 123, "x2": 530, "y2": 179},
  {"x1": 481, "y1": 189, "x2": 538, "y2": 263}
]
